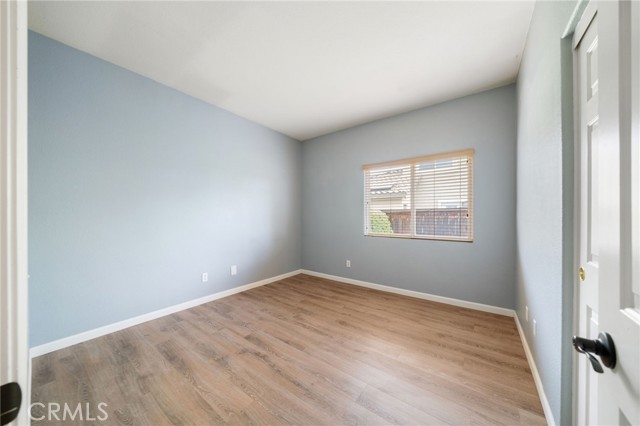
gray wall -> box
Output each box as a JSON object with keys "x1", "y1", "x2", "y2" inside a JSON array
[
  {"x1": 28, "y1": 32, "x2": 302, "y2": 347},
  {"x1": 516, "y1": 1, "x2": 578, "y2": 424},
  {"x1": 302, "y1": 85, "x2": 517, "y2": 309}
]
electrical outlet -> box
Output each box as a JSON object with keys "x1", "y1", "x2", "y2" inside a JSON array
[
  {"x1": 346, "y1": 260, "x2": 351, "y2": 268},
  {"x1": 231, "y1": 265, "x2": 237, "y2": 276},
  {"x1": 525, "y1": 306, "x2": 529, "y2": 322},
  {"x1": 201, "y1": 272, "x2": 208, "y2": 282},
  {"x1": 533, "y1": 319, "x2": 537, "y2": 337}
]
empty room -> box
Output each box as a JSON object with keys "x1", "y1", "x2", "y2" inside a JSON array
[{"x1": 1, "y1": 0, "x2": 639, "y2": 425}]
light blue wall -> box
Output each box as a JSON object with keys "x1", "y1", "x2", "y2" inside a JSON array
[
  {"x1": 302, "y1": 85, "x2": 517, "y2": 309},
  {"x1": 28, "y1": 32, "x2": 302, "y2": 347},
  {"x1": 516, "y1": 1, "x2": 578, "y2": 424}
]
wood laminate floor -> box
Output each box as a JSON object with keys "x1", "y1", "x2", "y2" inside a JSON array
[{"x1": 31, "y1": 274, "x2": 546, "y2": 425}]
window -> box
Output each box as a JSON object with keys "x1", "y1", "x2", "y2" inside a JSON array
[{"x1": 363, "y1": 149, "x2": 474, "y2": 242}]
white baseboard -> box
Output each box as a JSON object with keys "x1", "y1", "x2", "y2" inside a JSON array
[
  {"x1": 514, "y1": 314, "x2": 555, "y2": 426},
  {"x1": 30, "y1": 269, "x2": 303, "y2": 358},
  {"x1": 300, "y1": 269, "x2": 515, "y2": 317},
  {"x1": 30, "y1": 267, "x2": 553, "y2": 426}
]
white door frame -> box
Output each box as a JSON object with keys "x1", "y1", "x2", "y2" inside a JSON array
[{"x1": 0, "y1": 0, "x2": 30, "y2": 424}]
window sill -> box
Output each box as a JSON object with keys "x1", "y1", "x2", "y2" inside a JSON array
[{"x1": 364, "y1": 233, "x2": 473, "y2": 243}]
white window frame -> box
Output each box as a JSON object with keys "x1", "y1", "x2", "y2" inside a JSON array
[{"x1": 363, "y1": 149, "x2": 474, "y2": 242}]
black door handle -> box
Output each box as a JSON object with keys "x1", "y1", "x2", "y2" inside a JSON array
[
  {"x1": 0, "y1": 382, "x2": 22, "y2": 425},
  {"x1": 573, "y1": 332, "x2": 617, "y2": 374}
]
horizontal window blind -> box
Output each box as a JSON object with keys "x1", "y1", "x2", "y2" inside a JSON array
[{"x1": 363, "y1": 149, "x2": 473, "y2": 242}]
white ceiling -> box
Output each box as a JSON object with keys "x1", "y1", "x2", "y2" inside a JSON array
[{"x1": 29, "y1": 1, "x2": 534, "y2": 141}]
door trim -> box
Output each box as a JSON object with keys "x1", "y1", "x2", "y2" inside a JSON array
[
  {"x1": 573, "y1": 2, "x2": 598, "y2": 50},
  {"x1": 0, "y1": 0, "x2": 30, "y2": 424}
]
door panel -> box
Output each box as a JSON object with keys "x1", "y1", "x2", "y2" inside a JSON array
[{"x1": 587, "y1": 118, "x2": 600, "y2": 265}]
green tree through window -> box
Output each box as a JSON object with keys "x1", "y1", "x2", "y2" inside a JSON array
[{"x1": 370, "y1": 210, "x2": 393, "y2": 234}]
